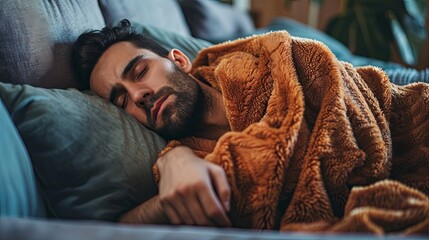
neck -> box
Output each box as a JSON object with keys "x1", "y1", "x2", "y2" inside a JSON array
[{"x1": 193, "y1": 79, "x2": 230, "y2": 140}]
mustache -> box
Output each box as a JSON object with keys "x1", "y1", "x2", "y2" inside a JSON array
[{"x1": 144, "y1": 86, "x2": 176, "y2": 120}]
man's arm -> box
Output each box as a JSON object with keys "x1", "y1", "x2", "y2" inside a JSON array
[
  {"x1": 119, "y1": 195, "x2": 168, "y2": 224},
  {"x1": 157, "y1": 146, "x2": 231, "y2": 227},
  {"x1": 120, "y1": 146, "x2": 231, "y2": 226}
]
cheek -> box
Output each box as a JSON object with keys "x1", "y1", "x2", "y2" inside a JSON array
[
  {"x1": 126, "y1": 106, "x2": 148, "y2": 125},
  {"x1": 150, "y1": 65, "x2": 172, "y2": 88}
]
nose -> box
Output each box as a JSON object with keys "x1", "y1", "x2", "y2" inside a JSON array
[{"x1": 126, "y1": 83, "x2": 153, "y2": 108}]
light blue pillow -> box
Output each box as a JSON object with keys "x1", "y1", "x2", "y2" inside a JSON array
[
  {"x1": 0, "y1": 99, "x2": 45, "y2": 218},
  {"x1": 0, "y1": 83, "x2": 166, "y2": 221}
]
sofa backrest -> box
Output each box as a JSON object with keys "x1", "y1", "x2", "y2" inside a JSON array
[
  {"x1": 0, "y1": 0, "x2": 105, "y2": 89},
  {"x1": 0, "y1": 0, "x2": 254, "y2": 90},
  {"x1": 98, "y1": 0, "x2": 191, "y2": 36}
]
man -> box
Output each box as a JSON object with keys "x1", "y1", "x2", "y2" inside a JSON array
[
  {"x1": 73, "y1": 19, "x2": 232, "y2": 227},
  {"x1": 73, "y1": 19, "x2": 429, "y2": 233}
]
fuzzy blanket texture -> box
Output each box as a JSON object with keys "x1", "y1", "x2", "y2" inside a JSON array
[{"x1": 155, "y1": 31, "x2": 429, "y2": 235}]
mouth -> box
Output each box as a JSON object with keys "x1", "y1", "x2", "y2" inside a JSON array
[{"x1": 151, "y1": 95, "x2": 169, "y2": 123}]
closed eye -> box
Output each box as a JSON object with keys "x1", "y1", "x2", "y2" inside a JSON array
[
  {"x1": 136, "y1": 66, "x2": 149, "y2": 81},
  {"x1": 120, "y1": 94, "x2": 128, "y2": 109}
]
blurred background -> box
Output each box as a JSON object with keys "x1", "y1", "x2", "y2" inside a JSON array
[{"x1": 220, "y1": 0, "x2": 428, "y2": 69}]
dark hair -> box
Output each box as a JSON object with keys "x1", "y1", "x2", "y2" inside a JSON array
[{"x1": 72, "y1": 19, "x2": 169, "y2": 89}]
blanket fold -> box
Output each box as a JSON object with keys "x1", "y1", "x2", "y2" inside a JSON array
[{"x1": 156, "y1": 31, "x2": 429, "y2": 235}]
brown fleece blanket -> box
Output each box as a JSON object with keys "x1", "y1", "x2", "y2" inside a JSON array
[{"x1": 155, "y1": 31, "x2": 429, "y2": 235}]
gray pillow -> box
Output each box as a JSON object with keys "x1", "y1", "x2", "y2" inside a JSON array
[
  {"x1": 0, "y1": 0, "x2": 105, "y2": 89},
  {"x1": 132, "y1": 22, "x2": 213, "y2": 61},
  {"x1": 99, "y1": 0, "x2": 191, "y2": 36},
  {"x1": 0, "y1": 83, "x2": 166, "y2": 221},
  {"x1": 179, "y1": 0, "x2": 255, "y2": 42}
]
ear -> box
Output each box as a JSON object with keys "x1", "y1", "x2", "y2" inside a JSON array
[{"x1": 167, "y1": 49, "x2": 192, "y2": 73}]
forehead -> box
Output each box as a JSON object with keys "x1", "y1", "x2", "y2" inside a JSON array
[{"x1": 89, "y1": 41, "x2": 159, "y2": 98}]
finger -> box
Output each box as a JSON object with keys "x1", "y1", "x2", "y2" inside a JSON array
[
  {"x1": 182, "y1": 192, "x2": 215, "y2": 227},
  {"x1": 169, "y1": 198, "x2": 195, "y2": 225},
  {"x1": 162, "y1": 202, "x2": 182, "y2": 225},
  {"x1": 209, "y1": 166, "x2": 231, "y2": 212},
  {"x1": 198, "y1": 185, "x2": 231, "y2": 227}
]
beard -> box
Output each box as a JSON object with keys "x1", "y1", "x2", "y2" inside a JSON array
[{"x1": 143, "y1": 65, "x2": 204, "y2": 140}]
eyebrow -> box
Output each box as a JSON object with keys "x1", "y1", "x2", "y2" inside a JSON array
[
  {"x1": 108, "y1": 54, "x2": 146, "y2": 104},
  {"x1": 121, "y1": 54, "x2": 145, "y2": 79}
]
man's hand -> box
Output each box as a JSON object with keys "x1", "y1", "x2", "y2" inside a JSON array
[{"x1": 157, "y1": 146, "x2": 231, "y2": 227}]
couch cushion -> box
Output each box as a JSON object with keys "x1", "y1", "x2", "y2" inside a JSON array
[
  {"x1": 99, "y1": 0, "x2": 190, "y2": 36},
  {"x1": 0, "y1": 99, "x2": 46, "y2": 218},
  {"x1": 0, "y1": 0, "x2": 105, "y2": 89},
  {"x1": 0, "y1": 83, "x2": 166, "y2": 221},
  {"x1": 132, "y1": 23, "x2": 212, "y2": 61},
  {"x1": 179, "y1": 0, "x2": 255, "y2": 43}
]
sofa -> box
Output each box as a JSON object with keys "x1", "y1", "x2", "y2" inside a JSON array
[{"x1": 0, "y1": 0, "x2": 427, "y2": 239}]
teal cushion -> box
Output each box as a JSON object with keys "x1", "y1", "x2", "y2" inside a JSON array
[
  {"x1": 132, "y1": 22, "x2": 213, "y2": 61},
  {"x1": 0, "y1": 99, "x2": 45, "y2": 218},
  {"x1": 0, "y1": 83, "x2": 166, "y2": 221}
]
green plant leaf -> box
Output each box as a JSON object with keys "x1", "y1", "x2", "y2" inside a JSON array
[
  {"x1": 388, "y1": 11, "x2": 415, "y2": 65},
  {"x1": 403, "y1": 0, "x2": 426, "y2": 25},
  {"x1": 325, "y1": 0, "x2": 427, "y2": 65}
]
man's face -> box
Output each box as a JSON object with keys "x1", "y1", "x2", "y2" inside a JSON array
[{"x1": 90, "y1": 41, "x2": 204, "y2": 139}]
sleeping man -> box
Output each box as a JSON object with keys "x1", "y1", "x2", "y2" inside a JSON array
[{"x1": 72, "y1": 19, "x2": 429, "y2": 235}]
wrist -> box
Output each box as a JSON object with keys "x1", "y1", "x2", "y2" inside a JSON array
[
  {"x1": 157, "y1": 146, "x2": 193, "y2": 169},
  {"x1": 119, "y1": 195, "x2": 169, "y2": 224}
]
